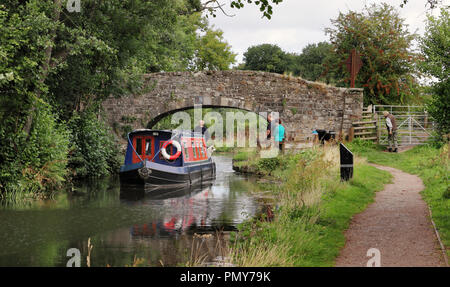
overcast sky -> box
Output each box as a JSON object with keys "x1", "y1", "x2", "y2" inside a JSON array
[{"x1": 209, "y1": 0, "x2": 449, "y2": 64}]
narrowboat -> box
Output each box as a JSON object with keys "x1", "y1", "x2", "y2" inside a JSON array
[{"x1": 119, "y1": 129, "x2": 216, "y2": 189}]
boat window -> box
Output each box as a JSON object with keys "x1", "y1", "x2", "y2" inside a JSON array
[
  {"x1": 192, "y1": 141, "x2": 197, "y2": 159},
  {"x1": 136, "y1": 138, "x2": 142, "y2": 155},
  {"x1": 145, "y1": 138, "x2": 152, "y2": 156}
]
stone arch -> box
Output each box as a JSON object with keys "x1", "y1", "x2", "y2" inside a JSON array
[
  {"x1": 102, "y1": 70, "x2": 363, "y2": 144},
  {"x1": 146, "y1": 104, "x2": 267, "y2": 129}
]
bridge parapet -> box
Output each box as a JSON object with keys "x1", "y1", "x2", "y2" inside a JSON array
[{"x1": 102, "y1": 70, "x2": 363, "y2": 143}]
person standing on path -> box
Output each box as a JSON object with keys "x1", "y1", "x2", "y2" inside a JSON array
[
  {"x1": 383, "y1": 111, "x2": 398, "y2": 152},
  {"x1": 274, "y1": 119, "x2": 286, "y2": 153}
]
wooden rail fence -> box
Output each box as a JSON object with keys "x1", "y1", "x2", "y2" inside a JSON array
[{"x1": 349, "y1": 105, "x2": 378, "y2": 142}]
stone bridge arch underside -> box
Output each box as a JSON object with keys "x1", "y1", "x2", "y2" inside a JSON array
[
  {"x1": 145, "y1": 104, "x2": 255, "y2": 129},
  {"x1": 102, "y1": 70, "x2": 363, "y2": 143}
]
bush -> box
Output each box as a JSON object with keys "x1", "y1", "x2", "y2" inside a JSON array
[
  {"x1": 68, "y1": 111, "x2": 121, "y2": 178},
  {"x1": 443, "y1": 187, "x2": 450, "y2": 199},
  {"x1": 257, "y1": 157, "x2": 282, "y2": 173},
  {"x1": 346, "y1": 138, "x2": 379, "y2": 153},
  {"x1": 0, "y1": 100, "x2": 70, "y2": 198}
]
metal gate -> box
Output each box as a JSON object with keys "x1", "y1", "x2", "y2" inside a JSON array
[{"x1": 373, "y1": 105, "x2": 435, "y2": 146}]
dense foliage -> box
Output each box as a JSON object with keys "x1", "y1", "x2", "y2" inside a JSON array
[
  {"x1": 0, "y1": 100, "x2": 69, "y2": 200},
  {"x1": 240, "y1": 4, "x2": 423, "y2": 106},
  {"x1": 242, "y1": 44, "x2": 288, "y2": 74},
  {"x1": 240, "y1": 42, "x2": 338, "y2": 83},
  {"x1": 0, "y1": 0, "x2": 240, "y2": 198},
  {"x1": 325, "y1": 3, "x2": 419, "y2": 105},
  {"x1": 194, "y1": 29, "x2": 237, "y2": 70},
  {"x1": 288, "y1": 42, "x2": 337, "y2": 83},
  {"x1": 67, "y1": 111, "x2": 121, "y2": 179},
  {"x1": 419, "y1": 8, "x2": 449, "y2": 136}
]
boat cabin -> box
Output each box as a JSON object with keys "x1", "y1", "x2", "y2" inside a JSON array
[{"x1": 123, "y1": 129, "x2": 209, "y2": 167}]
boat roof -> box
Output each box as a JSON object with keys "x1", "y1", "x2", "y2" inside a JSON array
[{"x1": 128, "y1": 129, "x2": 204, "y2": 138}]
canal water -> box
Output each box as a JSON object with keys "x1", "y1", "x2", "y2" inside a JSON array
[{"x1": 0, "y1": 155, "x2": 270, "y2": 267}]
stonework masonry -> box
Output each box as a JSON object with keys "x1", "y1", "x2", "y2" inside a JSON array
[{"x1": 102, "y1": 70, "x2": 363, "y2": 143}]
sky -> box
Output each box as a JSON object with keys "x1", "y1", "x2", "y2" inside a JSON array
[{"x1": 208, "y1": 0, "x2": 449, "y2": 64}]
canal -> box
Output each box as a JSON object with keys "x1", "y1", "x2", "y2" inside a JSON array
[{"x1": 0, "y1": 155, "x2": 270, "y2": 266}]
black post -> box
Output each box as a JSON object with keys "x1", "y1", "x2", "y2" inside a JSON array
[{"x1": 340, "y1": 143, "x2": 353, "y2": 181}]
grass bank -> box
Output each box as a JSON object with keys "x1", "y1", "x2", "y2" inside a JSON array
[
  {"x1": 230, "y1": 146, "x2": 392, "y2": 266},
  {"x1": 346, "y1": 140, "x2": 449, "y2": 257}
]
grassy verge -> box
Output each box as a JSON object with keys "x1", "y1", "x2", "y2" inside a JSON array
[
  {"x1": 346, "y1": 140, "x2": 450, "y2": 257},
  {"x1": 230, "y1": 146, "x2": 392, "y2": 266}
]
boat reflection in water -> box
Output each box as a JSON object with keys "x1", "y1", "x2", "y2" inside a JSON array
[
  {"x1": 120, "y1": 180, "x2": 240, "y2": 240},
  {"x1": 0, "y1": 155, "x2": 267, "y2": 266},
  {"x1": 101, "y1": 155, "x2": 264, "y2": 266}
]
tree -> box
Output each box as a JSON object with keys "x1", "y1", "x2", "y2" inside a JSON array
[
  {"x1": 196, "y1": 0, "x2": 283, "y2": 19},
  {"x1": 194, "y1": 27, "x2": 237, "y2": 70},
  {"x1": 0, "y1": 0, "x2": 239, "y2": 194},
  {"x1": 325, "y1": 3, "x2": 419, "y2": 105},
  {"x1": 289, "y1": 42, "x2": 337, "y2": 83},
  {"x1": 400, "y1": 0, "x2": 447, "y2": 9},
  {"x1": 47, "y1": 0, "x2": 201, "y2": 115},
  {"x1": 242, "y1": 44, "x2": 288, "y2": 74},
  {"x1": 419, "y1": 8, "x2": 449, "y2": 135}
]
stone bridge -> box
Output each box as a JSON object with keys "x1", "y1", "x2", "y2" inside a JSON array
[{"x1": 102, "y1": 70, "x2": 363, "y2": 143}]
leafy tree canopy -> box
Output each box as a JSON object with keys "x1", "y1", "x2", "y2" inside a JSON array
[
  {"x1": 289, "y1": 42, "x2": 337, "y2": 83},
  {"x1": 242, "y1": 44, "x2": 288, "y2": 74},
  {"x1": 193, "y1": 27, "x2": 237, "y2": 70},
  {"x1": 325, "y1": 3, "x2": 419, "y2": 105},
  {"x1": 419, "y1": 8, "x2": 449, "y2": 135},
  {"x1": 0, "y1": 0, "x2": 240, "y2": 194}
]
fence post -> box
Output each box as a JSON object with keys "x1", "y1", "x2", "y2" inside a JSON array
[
  {"x1": 348, "y1": 127, "x2": 354, "y2": 142},
  {"x1": 375, "y1": 112, "x2": 380, "y2": 144},
  {"x1": 408, "y1": 106, "x2": 412, "y2": 145}
]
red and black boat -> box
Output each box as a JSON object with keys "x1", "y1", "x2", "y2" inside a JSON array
[{"x1": 119, "y1": 129, "x2": 216, "y2": 189}]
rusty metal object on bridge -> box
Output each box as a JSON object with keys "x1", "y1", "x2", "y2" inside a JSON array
[{"x1": 346, "y1": 49, "x2": 363, "y2": 88}]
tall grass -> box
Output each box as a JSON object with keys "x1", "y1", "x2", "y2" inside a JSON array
[{"x1": 230, "y1": 146, "x2": 391, "y2": 266}]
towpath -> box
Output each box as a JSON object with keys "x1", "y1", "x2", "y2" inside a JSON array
[{"x1": 335, "y1": 164, "x2": 445, "y2": 267}]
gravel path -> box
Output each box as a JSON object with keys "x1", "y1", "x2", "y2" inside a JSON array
[{"x1": 335, "y1": 164, "x2": 445, "y2": 267}]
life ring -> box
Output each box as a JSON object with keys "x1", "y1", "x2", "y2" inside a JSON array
[{"x1": 161, "y1": 140, "x2": 182, "y2": 160}]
